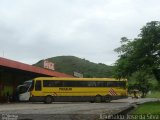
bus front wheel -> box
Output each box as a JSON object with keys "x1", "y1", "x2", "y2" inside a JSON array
[
  {"x1": 44, "y1": 96, "x2": 53, "y2": 104},
  {"x1": 95, "y1": 95, "x2": 102, "y2": 103}
]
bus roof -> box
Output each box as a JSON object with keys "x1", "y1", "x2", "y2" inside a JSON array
[{"x1": 34, "y1": 77, "x2": 127, "y2": 81}]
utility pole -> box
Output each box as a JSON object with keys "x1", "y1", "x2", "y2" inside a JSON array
[{"x1": 3, "y1": 51, "x2": 4, "y2": 57}]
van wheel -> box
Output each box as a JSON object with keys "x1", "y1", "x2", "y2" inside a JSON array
[
  {"x1": 105, "y1": 95, "x2": 111, "y2": 103},
  {"x1": 44, "y1": 96, "x2": 53, "y2": 104},
  {"x1": 95, "y1": 95, "x2": 102, "y2": 103}
]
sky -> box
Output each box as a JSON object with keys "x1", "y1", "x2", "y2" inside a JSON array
[{"x1": 0, "y1": 0, "x2": 160, "y2": 65}]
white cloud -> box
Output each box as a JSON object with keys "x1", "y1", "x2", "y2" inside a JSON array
[{"x1": 0, "y1": 0, "x2": 160, "y2": 65}]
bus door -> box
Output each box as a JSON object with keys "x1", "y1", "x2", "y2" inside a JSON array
[{"x1": 33, "y1": 80, "x2": 42, "y2": 96}]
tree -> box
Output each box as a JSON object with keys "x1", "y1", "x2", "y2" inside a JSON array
[
  {"x1": 128, "y1": 71, "x2": 152, "y2": 97},
  {"x1": 114, "y1": 21, "x2": 160, "y2": 84},
  {"x1": 114, "y1": 21, "x2": 160, "y2": 94}
]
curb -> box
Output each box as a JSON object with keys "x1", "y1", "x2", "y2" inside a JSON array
[{"x1": 104, "y1": 99, "x2": 160, "y2": 120}]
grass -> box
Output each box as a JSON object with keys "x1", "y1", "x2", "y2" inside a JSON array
[
  {"x1": 133, "y1": 102, "x2": 160, "y2": 114},
  {"x1": 146, "y1": 91, "x2": 160, "y2": 98}
]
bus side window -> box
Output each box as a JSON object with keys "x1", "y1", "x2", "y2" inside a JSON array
[
  {"x1": 119, "y1": 81, "x2": 126, "y2": 88},
  {"x1": 107, "y1": 81, "x2": 115, "y2": 87},
  {"x1": 35, "y1": 80, "x2": 41, "y2": 91},
  {"x1": 96, "y1": 81, "x2": 105, "y2": 87},
  {"x1": 88, "y1": 81, "x2": 96, "y2": 87}
]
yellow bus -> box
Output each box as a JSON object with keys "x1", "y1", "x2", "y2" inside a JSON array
[{"x1": 18, "y1": 77, "x2": 127, "y2": 103}]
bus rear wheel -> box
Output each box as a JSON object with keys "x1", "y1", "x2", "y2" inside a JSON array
[
  {"x1": 105, "y1": 95, "x2": 111, "y2": 103},
  {"x1": 95, "y1": 95, "x2": 102, "y2": 103},
  {"x1": 44, "y1": 96, "x2": 53, "y2": 104}
]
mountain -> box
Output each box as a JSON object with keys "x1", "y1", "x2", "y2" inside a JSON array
[{"x1": 34, "y1": 56, "x2": 114, "y2": 78}]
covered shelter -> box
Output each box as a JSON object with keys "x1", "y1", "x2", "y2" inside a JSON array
[{"x1": 0, "y1": 57, "x2": 73, "y2": 102}]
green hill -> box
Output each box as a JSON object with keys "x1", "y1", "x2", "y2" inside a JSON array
[{"x1": 34, "y1": 56, "x2": 114, "y2": 78}]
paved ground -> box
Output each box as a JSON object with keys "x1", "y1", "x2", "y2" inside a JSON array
[{"x1": 0, "y1": 98, "x2": 159, "y2": 120}]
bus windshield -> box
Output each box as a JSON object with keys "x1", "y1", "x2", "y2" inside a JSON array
[
  {"x1": 17, "y1": 80, "x2": 34, "y2": 94},
  {"x1": 17, "y1": 85, "x2": 29, "y2": 94},
  {"x1": 24, "y1": 80, "x2": 33, "y2": 87}
]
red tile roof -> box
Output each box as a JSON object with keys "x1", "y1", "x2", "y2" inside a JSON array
[{"x1": 0, "y1": 57, "x2": 73, "y2": 77}]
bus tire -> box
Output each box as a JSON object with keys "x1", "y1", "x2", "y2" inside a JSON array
[
  {"x1": 95, "y1": 95, "x2": 102, "y2": 103},
  {"x1": 105, "y1": 95, "x2": 111, "y2": 103},
  {"x1": 44, "y1": 96, "x2": 53, "y2": 104}
]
